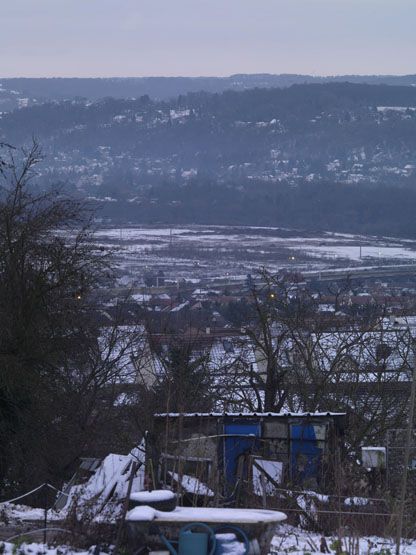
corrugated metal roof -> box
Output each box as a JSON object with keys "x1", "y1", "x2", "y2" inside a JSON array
[{"x1": 154, "y1": 411, "x2": 346, "y2": 418}]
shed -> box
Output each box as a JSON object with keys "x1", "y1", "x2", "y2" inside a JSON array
[{"x1": 148, "y1": 412, "x2": 346, "y2": 502}]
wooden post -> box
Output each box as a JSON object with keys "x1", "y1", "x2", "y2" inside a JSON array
[
  {"x1": 114, "y1": 460, "x2": 140, "y2": 555},
  {"x1": 43, "y1": 484, "x2": 48, "y2": 544},
  {"x1": 395, "y1": 352, "x2": 416, "y2": 555}
]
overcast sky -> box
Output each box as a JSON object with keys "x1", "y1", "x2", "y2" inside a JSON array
[{"x1": 1, "y1": 0, "x2": 415, "y2": 77}]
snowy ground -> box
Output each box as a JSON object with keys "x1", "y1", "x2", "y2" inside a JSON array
[
  {"x1": 0, "y1": 544, "x2": 109, "y2": 555},
  {"x1": 92, "y1": 224, "x2": 416, "y2": 284},
  {"x1": 270, "y1": 524, "x2": 416, "y2": 554},
  {"x1": 1, "y1": 528, "x2": 415, "y2": 555},
  {"x1": 2, "y1": 452, "x2": 416, "y2": 554}
]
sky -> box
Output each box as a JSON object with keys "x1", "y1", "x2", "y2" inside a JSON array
[{"x1": 0, "y1": 0, "x2": 415, "y2": 77}]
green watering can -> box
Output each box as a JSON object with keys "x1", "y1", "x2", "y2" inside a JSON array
[{"x1": 159, "y1": 522, "x2": 216, "y2": 555}]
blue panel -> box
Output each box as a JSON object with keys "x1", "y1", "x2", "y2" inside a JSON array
[
  {"x1": 224, "y1": 422, "x2": 260, "y2": 493},
  {"x1": 290, "y1": 424, "x2": 322, "y2": 485}
]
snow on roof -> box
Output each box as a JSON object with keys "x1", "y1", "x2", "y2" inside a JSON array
[
  {"x1": 318, "y1": 304, "x2": 335, "y2": 312},
  {"x1": 157, "y1": 293, "x2": 171, "y2": 300},
  {"x1": 61, "y1": 443, "x2": 145, "y2": 521},
  {"x1": 309, "y1": 329, "x2": 413, "y2": 379},
  {"x1": 390, "y1": 315, "x2": 416, "y2": 332},
  {"x1": 192, "y1": 288, "x2": 220, "y2": 296},
  {"x1": 208, "y1": 336, "x2": 259, "y2": 374},
  {"x1": 154, "y1": 411, "x2": 346, "y2": 418},
  {"x1": 168, "y1": 472, "x2": 215, "y2": 497},
  {"x1": 81, "y1": 453, "x2": 131, "y2": 499},
  {"x1": 170, "y1": 301, "x2": 189, "y2": 312},
  {"x1": 253, "y1": 459, "x2": 283, "y2": 496},
  {"x1": 131, "y1": 293, "x2": 152, "y2": 303}
]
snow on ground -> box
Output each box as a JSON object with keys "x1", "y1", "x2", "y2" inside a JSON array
[
  {"x1": 0, "y1": 544, "x2": 109, "y2": 555},
  {"x1": 94, "y1": 227, "x2": 197, "y2": 240},
  {"x1": 92, "y1": 224, "x2": 416, "y2": 284},
  {"x1": 1, "y1": 526, "x2": 414, "y2": 555},
  {"x1": 291, "y1": 244, "x2": 416, "y2": 261},
  {"x1": 0, "y1": 502, "x2": 62, "y2": 522},
  {"x1": 0, "y1": 449, "x2": 146, "y2": 527},
  {"x1": 377, "y1": 106, "x2": 416, "y2": 113},
  {"x1": 270, "y1": 524, "x2": 416, "y2": 554}
]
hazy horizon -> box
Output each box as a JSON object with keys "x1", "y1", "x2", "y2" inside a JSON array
[
  {"x1": 1, "y1": 72, "x2": 415, "y2": 79},
  {"x1": 1, "y1": 0, "x2": 415, "y2": 78}
]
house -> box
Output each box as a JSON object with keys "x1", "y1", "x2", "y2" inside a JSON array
[
  {"x1": 147, "y1": 412, "x2": 346, "y2": 504},
  {"x1": 134, "y1": 329, "x2": 261, "y2": 395}
]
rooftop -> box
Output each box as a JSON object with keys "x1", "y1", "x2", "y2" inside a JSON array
[{"x1": 154, "y1": 411, "x2": 346, "y2": 418}]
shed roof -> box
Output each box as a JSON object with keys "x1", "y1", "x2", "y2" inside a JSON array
[{"x1": 154, "y1": 412, "x2": 346, "y2": 418}]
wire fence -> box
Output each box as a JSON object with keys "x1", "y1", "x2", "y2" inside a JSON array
[{"x1": 0, "y1": 482, "x2": 69, "y2": 506}]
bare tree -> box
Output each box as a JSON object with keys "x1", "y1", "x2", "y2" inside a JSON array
[
  {"x1": 0, "y1": 143, "x2": 142, "y2": 491},
  {"x1": 229, "y1": 269, "x2": 414, "y2": 453}
]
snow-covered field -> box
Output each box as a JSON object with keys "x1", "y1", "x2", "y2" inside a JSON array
[
  {"x1": 271, "y1": 524, "x2": 416, "y2": 554},
  {"x1": 291, "y1": 244, "x2": 416, "y2": 262},
  {"x1": 92, "y1": 224, "x2": 416, "y2": 284}
]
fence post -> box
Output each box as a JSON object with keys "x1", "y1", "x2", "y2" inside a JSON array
[
  {"x1": 395, "y1": 352, "x2": 416, "y2": 555},
  {"x1": 113, "y1": 460, "x2": 140, "y2": 555},
  {"x1": 43, "y1": 484, "x2": 48, "y2": 544}
]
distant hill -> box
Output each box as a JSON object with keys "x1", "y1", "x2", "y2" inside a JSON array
[
  {"x1": 1, "y1": 73, "x2": 416, "y2": 103},
  {"x1": 1, "y1": 81, "x2": 416, "y2": 237}
]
